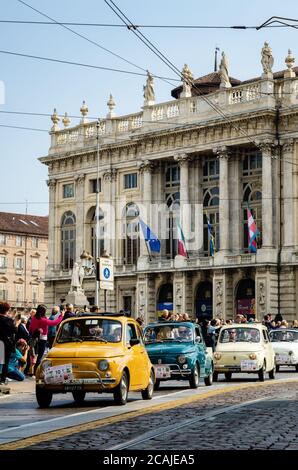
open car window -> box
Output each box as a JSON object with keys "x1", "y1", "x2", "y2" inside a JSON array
[
  {"x1": 144, "y1": 324, "x2": 193, "y2": 343},
  {"x1": 219, "y1": 328, "x2": 260, "y2": 343},
  {"x1": 269, "y1": 330, "x2": 298, "y2": 343}
]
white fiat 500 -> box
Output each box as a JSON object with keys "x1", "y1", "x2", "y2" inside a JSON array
[
  {"x1": 269, "y1": 329, "x2": 298, "y2": 372},
  {"x1": 213, "y1": 324, "x2": 275, "y2": 382}
]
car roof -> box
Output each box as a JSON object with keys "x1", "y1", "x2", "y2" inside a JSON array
[
  {"x1": 269, "y1": 328, "x2": 297, "y2": 333},
  {"x1": 220, "y1": 323, "x2": 265, "y2": 330},
  {"x1": 145, "y1": 321, "x2": 195, "y2": 328},
  {"x1": 61, "y1": 313, "x2": 134, "y2": 323}
]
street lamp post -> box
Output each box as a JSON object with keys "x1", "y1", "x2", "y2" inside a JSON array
[{"x1": 95, "y1": 119, "x2": 101, "y2": 306}]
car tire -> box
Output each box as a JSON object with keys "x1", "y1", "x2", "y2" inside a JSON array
[
  {"x1": 189, "y1": 363, "x2": 200, "y2": 389},
  {"x1": 154, "y1": 379, "x2": 160, "y2": 391},
  {"x1": 276, "y1": 365, "x2": 280, "y2": 373},
  {"x1": 224, "y1": 372, "x2": 232, "y2": 381},
  {"x1": 141, "y1": 369, "x2": 154, "y2": 400},
  {"x1": 72, "y1": 391, "x2": 86, "y2": 404},
  {"x1": 113, "y1": 371, "x2": 129, "y2": 405},
  {"x1": 258, "y1": 363, "x2": 265, "y2": 382},
  {"x1": 204, "y1": 367, "x2": 213, "y2": 386},
  {"x1": 36, "y1": 387, "x2": 52, "y2": 408},
  {"x1": 213, "y1": 372, "x2": 218, "y2": 382},
  {"x1": 268, "y1": 366, "x2": 275, "y2": 380}
]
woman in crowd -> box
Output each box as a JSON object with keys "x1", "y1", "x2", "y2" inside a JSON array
[
  {"x1": 7, "y1": 339, "x2": 29, "y2": 381},
  {"x1": 0, "y1": 302, "x2": 20, "y2": 385},
  {"x1": 29, "y1": 304, "x2": 64, "y2": 375}
]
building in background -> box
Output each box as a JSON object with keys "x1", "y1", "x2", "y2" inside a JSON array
[
  {"x1": 40, "y1": 46, "x2": 298, "y2": 323},
  {"x1": 0, "y1": 212, "x2": 48, "y2": 309}
]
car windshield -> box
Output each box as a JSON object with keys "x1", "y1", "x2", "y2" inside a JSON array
[
  {"x1": 219, "y1": 327, "x2": 260, "y2": 343},
  {"x1": 269, "y1": 330, "x2": 298, "y2": 343},
  {"x1": 144, "y1": 324, "x2": 193, "y2": 343},
  {"x1": 57, "y1": 319, "x2": 122, "y2": 343}
]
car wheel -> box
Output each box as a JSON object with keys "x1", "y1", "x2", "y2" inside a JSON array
[
  {"x1": 258, "y1": 363, "x2": 266, "y2": 382},
  {"x1": 141, "y1": 369, "x2": 154, "y2": 400},
  {"x1": 113, "y1": 371, "x2": 129, "y2": 405},
  {"x1": 154, "y1": 379, "x2": 160, "y2": 391},
  {"x1": 36, "y1": 387, "x2": 52, "y2": 408},
  {"x1": 224, "y1": 372, "x2": 232, "y2": 381},
  {"x1": 276, "y1": 365, "x2": 280, "y2": 373},
  {"x1": 213, "y1": 371, "x2": 218, "y2": 382},
  {"x1": 204, "y1": 367, "x2": 213, "y2": 386},
  {"x1": 189, "y1": 363, "x2": 200, "y2": 389},
  {"x1": 72, "y1": 391, "x2": 86, "y2": 404}
]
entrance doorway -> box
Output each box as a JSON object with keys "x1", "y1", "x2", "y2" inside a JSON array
[
  {"x1": 157, "y1": 283, "x2": 173, "y2": 317},
  {"x1": 195, "y1": 281, "x2": 213, "y2": 320},
  {"x1": 236, "y1": 279, "x2": 255, "y2": 319}
]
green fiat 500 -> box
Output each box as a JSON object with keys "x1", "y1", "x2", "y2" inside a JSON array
[{"x1": 143, "y1": 322, "x2": 213, "y2": 390}]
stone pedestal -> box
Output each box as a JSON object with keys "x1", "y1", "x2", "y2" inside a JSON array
[{"x1": 65, "y1": 289, "x2": 89, "y2": 308}]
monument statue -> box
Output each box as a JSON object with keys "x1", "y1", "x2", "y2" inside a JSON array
[
  {"x1": 143, "y1": 71, "x2": 155, "y2": 105},
  {"x1": 219, "y1": 52, "x2": 231, "y2": 88},
  {"x1": 71, "y1": 262, "x2": 81, "y2": 290},
  {"x1": 261, "y1": 42, "x2": 274, "y2": 74},
  {"x1": 181, "y1": 63, "x2": 194, "y2": 97}
]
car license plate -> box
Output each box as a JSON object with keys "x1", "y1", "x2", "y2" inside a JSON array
[
  {"x1": 241, "y1": 360, "x2": 258, "y2": 371},
  {"x1": 154, "y1": 365, "x2": 171, "y2": 379},
  {"x1": 276, "y1": 354, "x2": 291, "y2": 364},
  {"x1": 66, "y1": 379, "x2": 100, "y2": 385},
  {"x1": 64, "y1": 385, "x2": 83, "y2": 391}
]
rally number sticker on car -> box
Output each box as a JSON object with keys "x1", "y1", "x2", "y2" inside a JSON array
[
  {"x1": 44, "y1": 364, "x2": 73, "y2": 384},
  {"x1": 154, "y1": 365, "x2": 171, "y2": 379},
  {"x1": 240, "y1": 360, "x2": 258, "y2": 371}
]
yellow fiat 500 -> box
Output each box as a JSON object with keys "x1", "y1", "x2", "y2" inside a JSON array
[
  {"x1": 213, "y1": 323, "x2": 275, "y2": 382},
  {"x1": 35, "y1": 313, "x2": 155, "y2": 407}
]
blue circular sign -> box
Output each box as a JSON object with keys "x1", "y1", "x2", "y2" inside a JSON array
[{"x1": 103, "y1": 267, "x2": 110, "y2": 279}]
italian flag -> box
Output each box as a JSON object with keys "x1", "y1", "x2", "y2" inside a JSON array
[{"x1": 177, "y1": 222, "x2": 188, "y2": 258}]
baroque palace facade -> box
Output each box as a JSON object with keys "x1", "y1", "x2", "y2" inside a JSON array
[{"x1": 40, "y1": 46, "x2": 298, "y2": 323}]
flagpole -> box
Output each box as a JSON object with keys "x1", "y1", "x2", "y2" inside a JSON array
[{"x1": 145, "y1": 240, "x2": 152, "y2": 262}]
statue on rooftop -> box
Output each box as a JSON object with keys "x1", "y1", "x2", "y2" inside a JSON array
[
  {"x1": 181, "y1": 63, "x2": 194, "y2": 98},
  {"x1": 261, "y1": 42, "x2": 274, "y2": 74},
  {"x1": 219, "y1": 52, "x2": 231, "y2": 88},
  {"x1": 143, "y1": 71, "x2": 155, "y2": 105}
]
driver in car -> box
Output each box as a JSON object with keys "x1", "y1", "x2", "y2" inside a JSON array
[{"x1": 178, "y1": 326, "x2": 191, "y2": 340}]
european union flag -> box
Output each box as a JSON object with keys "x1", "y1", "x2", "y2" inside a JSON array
[{"x1": 139, "y1": 218, "x2": 161, "y2": 253}]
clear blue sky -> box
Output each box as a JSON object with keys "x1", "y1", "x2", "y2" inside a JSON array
[{"x1": 0, "y1": 0, "x2": 298, "y2": 216}]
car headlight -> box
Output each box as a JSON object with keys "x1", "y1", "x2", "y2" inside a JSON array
[
  {"x1": 249, "y1": 353, "x2": 257, "y2": 360},
  {"x1": 98, "y1": 360, "x2": 109, "y2": 371},
  {"x1": 177, "y1": 355, "x2": 186, "y2": 364},
  {"x1": 41, "y1": 360, "x2": 52, "y2": 371},
  {"x1": 214, "y1": 352, "x2": 221, "y2": 360}
]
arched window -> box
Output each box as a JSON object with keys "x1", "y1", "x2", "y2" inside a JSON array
[
  {"x1": 122, "y1": 203, "x2": 140, "y2": 265},
  {"x1": 166, "y1": 192, "x2": 180, "y2": 259},
  {"x1": 61, "y1": 211, "x2": 76, "y2": 269},
  {"x1": 87, "y1": 206, "x2": 105, "y2": 258},
  {"x1": 203, "y1": 187, "x2": 219, "y2": 255}
]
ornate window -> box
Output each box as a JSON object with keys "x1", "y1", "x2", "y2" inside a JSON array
[
  {"x1": 203, "y1": 158, "x2": 220, "y2": 182},
  {"x1": 61, "y1": 211, "x2": 76, "y2": 269},
  {"x1": 122, "y1": 203, "x2": 140, "y2": 265},
  {"x1": 165, "y1": 163, "x2": 180, "y2": 187},
  {"x1": 203, "y1": 187, "x2": 219, "y2": 255},
  {"x1": 166, "y1": 192, "x2": 180, "y2": 259},
  {"x1": 241, "y1": 149, "x2": 262, "y2": 251}
]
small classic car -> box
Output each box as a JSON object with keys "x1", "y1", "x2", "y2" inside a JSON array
[
  {"x1": 269, "y1": 328, "x2": 298, "y2": 372},
  {"x1": 143, "y1": 321, "x2": 214, "y2": 389},
  {"x1": 35, "y1": 313, "x2": 155, "y2": 407},
  {"x1": 213, "y1": 323, "x2": 275, "y2": 381}
]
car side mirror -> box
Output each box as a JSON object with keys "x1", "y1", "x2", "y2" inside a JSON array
[
  {"x1": 195, "y1": 336, "x2": 201, "y2": 343},
  {"x1": 130, "y1": 338, "x2": 140, "y2": 347}
]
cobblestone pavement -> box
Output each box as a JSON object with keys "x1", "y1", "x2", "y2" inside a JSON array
[{"x1": 26, "y1": 381, "x2": 298, "y2": 450}]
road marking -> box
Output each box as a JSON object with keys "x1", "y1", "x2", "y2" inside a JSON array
[{"x1": 0, "y1": 378, "x2": 297, "y2": 450}]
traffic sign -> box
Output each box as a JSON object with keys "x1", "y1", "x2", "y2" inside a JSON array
[{"x1": 99, "y1": 257, "x2": 114, "y2": 290}]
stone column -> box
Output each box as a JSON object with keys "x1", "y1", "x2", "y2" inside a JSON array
[
  {"x1": 46, "y1": 178, "x2": 56, "y2": 271},
  {"x1": 139, "y1": 160, "x2": 154, "y2": 258},
  {"x1": 103, "y1": 168, "x2": 117, "y2": 257},
  {"x1": 214, "y1": 146, "x2": 230, "y2": 253},
  {"x1": 75, "y1": 173, "x2": 85, "y2": 261},
  {"x1": 257, "y1": 140, "x2": 274, "y2": 248},
  {"x1": 282, "y1": 139, "x2": 294, "y2": 248},
  {"x1": 174, "y1": 153, "x2": 191, "y2": 223}
]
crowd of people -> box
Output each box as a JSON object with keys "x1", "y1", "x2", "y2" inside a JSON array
[{"x1": 1, "y1": 300, "x2": 298, "y2": 386}]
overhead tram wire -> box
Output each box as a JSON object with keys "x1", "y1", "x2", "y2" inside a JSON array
[
  {"x1": 0, "y1": 49, "x2": 178, "y2": 82},
  {"x1": 104, "y1": 0, "x2": 296, "y2": 163},
  {"x1": 0, "y1": 19, "x2": 295, "y2": 29}
]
